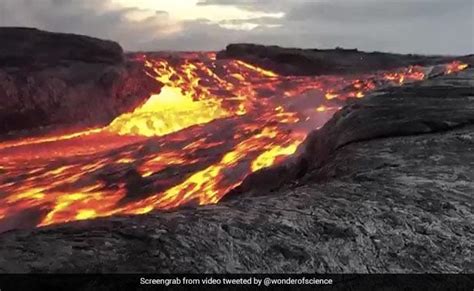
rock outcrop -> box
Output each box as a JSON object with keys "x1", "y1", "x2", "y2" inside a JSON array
[
  {"x1": 0, "y1": 65, "x2": 472, "y2": 274},
  {"x1": 217, "y1": 43, "x2": 471, "y2": 76},
  {"x1": 0, "y1": 28, "x2": 160, "y2": 135}
]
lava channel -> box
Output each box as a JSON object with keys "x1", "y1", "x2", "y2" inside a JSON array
[{"x1": 0, "y1": 53, "x2": 468, "y2": 231}]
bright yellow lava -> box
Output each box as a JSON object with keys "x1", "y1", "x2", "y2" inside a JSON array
[
  {"x1": 106, "y1": 58, "x2": 230, "y2": 137},
  {"x1": 251, "y1": 143, "x2": 300, "y2": 172},
  {"x1": 107, "y1": 86, "x2": 228, "y2": 137}
]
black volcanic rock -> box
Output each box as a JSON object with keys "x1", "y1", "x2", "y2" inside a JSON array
[
  {"x1": 0, "y1": 27, "x2": 123, "y2": 66},
  {"x1": 0, "y1": 67, "x2": 472, "y2": 274},
  {"x1": 0, "y1": 28, "x2": 159, "y2": 135},
  {"x1": 217, "y1": 43, "x2": 465, "y2": 76}
]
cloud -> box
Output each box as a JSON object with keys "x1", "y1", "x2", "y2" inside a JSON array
[
  {"x1": 0, "y1": 0, "x2": 472, "y2": 54},
  {"x1": 0, "y1": 0, "x2": 179, "y2": 51},
  {"x1": 196, "y1": 0, "x2": 474, "y2": 54},
  {"x1": 286, "y1": 0, "x2": 471, "y2": 22}
]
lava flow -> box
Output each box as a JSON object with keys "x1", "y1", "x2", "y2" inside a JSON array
[{"x1": 0, "y1": 53, "x2": 468, "y2": 231}]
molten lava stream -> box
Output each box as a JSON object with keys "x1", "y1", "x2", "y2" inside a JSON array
[{"x1": 0, "y1": 54, "x2": 468, "y2": 231}]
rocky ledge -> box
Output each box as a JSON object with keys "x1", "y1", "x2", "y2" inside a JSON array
[
  {"x1": 0, "y1": 28, "x2": 160, "y2": 135},
  {"x1": 0, "y1": 64, "x2": 472, "y2": 274},
  {"x1": 218, "y1": 43, "x2": 472, "y2": 76}
]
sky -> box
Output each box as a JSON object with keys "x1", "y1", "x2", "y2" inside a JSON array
[{"x1": 0, "y1": 0, "x2": 473, "y2": 54}]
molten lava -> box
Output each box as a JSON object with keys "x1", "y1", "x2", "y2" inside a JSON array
[
  {"x1": 0, "y1": 54, "x2": 468, "y2": 230},
  {"x1": 107, "y1": 59, "x2": 229, "y2": 137}
]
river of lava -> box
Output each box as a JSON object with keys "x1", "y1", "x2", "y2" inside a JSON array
[{"x1": 0, "y1": 53, "x2": 468, "y2": 231}]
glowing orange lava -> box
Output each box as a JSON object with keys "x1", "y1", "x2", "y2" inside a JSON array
[{"x1": 0, "y1": 53, "x2": 468, "y2": 230}]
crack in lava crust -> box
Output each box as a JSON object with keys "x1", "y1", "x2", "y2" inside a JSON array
[{"x1": 0, "y1": 53, "x2": 468, "y2": 231}]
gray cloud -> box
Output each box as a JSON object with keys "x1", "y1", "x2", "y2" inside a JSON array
[
  {"x1": 0, "y1": 0, "x2": 472, "y2": 54},
  {"x1": 287, "y1": 0, "x2": 471, "y2": 22},
  {"x1": 0, "y1": 0, "x2": 175, "y2": 51}
]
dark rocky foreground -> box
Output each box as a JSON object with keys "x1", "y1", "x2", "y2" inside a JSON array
[
  {"x1": 0, "y1": 64, "x2": 472, "y2": 274},
  {"x1": 0, "y1": 27, "x2": 159, "y2": 135},
  {"x1": 218, "y1": 43, "x2": 471, "y2": 76}
]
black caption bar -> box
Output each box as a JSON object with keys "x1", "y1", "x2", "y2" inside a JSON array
[{"x1": 0, "y1": 274, "x2": 472, "y2": 290}]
